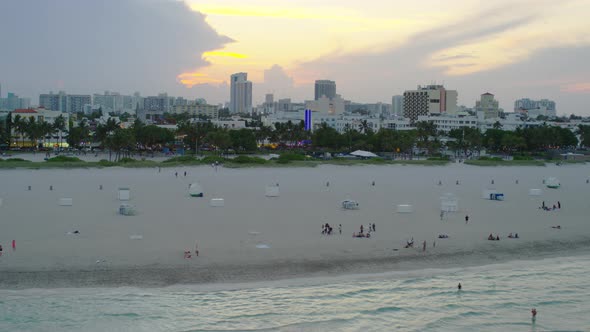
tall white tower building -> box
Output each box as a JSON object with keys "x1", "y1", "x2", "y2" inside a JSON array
[{"x1": 230, "y1": 73, "x2": 253, "y2": 114}]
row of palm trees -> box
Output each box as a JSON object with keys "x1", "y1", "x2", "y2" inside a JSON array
[{"x1": 11, "y1": 114, "x2": 67, "y2": 148}]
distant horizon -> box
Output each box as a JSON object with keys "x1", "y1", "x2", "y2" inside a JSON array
[{"x1": 1, "y1": 0, "x2": 589, "y2": 114}]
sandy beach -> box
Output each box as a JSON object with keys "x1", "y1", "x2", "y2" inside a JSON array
[{"x1": 1, "y1": 163, "x2": 589, "y2": 287}]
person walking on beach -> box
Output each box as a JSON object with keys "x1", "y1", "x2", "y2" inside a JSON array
[
  {"x1": 0, "y1": 244, "x2": 3, "y2": 257},
  {"x1": 422, "y1": 240, "x2": 427, "y2": 252},
  {"x1": 531, "y1": 308, "x2": 537, "y2": 319},
  {"x1": 339, "y1": 224, "x2": 342, "y2": 235},
  {"x1": 360, "y1": 225, "x2": 364, "y2": 234},
  {"x1": 465, "y1": 215, "x2": 469, "y2": 224},
  {"x1": 184, "y1": 171, "x2": 187, "y2": 177},
  {"x1": 175, "y1": 172, "x2": 178, "y2": 178},
  {"x1": 558, "y1": 201, "x2": 561, "y2": 209},
  {"x1": 458, "y1": 283, "x2": 462, "y2": 290},
  {"x1": 542, "y1": 201, "x2": 545, "y2": 208},
  {"x1": 372, "y1": 223, "x2": 376, "y2": 232}
]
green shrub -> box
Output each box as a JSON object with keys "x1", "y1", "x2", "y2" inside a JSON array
[
  {"x1": 118, "y1": 157, "x2": 137, "y2": 163},
  {"x1": 231, "y1": 155, "x2": 267, "y2": 164},
  {"x1": 201, "y1": 156, "x2": 226, "y2": 164},
  {"x1": 513, "y1": 155, "x2": 533, "y2": 161},
  {"x1": 46, "y1": 155, "x2": 83, "y2": 163},
  {"x1": 5, "y1": 158, "x2": 30, "y2": 162},
  {"x1": 427, "y1": 156, "x2": 450, "y2": 161},
  {"x1": 98, "y1": 159, "x2": 117, "y2": 166},
  {"x1": 278, "y1": 153, "x2": 305, "y2": 163},
  {"x1": 163, "y1": 155, "x2": 198, "y2": 163},
  {"x1": 478, "y1": 156, "x2": 502, "y2": 161}
]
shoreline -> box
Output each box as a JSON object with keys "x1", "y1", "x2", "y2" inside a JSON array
[{"x1": 2, "y1": 236, "x2": 589, "y2": 289}]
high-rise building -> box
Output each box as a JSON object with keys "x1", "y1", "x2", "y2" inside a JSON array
[
  {"x1": 66, "y1": 95, "x2": 91, "y2": 114},
  {"x1": 39, "y1": 92, "x2": 67, "y2": 112},
  {"x1": 475, "y1": 93, "x2": 500, "y2": 119},
  {"x1": 314, "y1": 80, "x2": 336, "y2": 100},
  {"x1": 514, "y1": 98, "x2": 556, "y2": 117},
  {"x1": 143, "y1": 94, "x2": 169, "y2": 112},
  {"x1": 278, "y1": 98, "x2": 292, "y2": 112},
  {"x1": 402, "y1": 85, "x2": 458, "y2": 122},
  {"x1": 392, "y1": 95, "x2": 404, "y2": 116},
  {"x1": 230, "y1": 73, "x2": 252, "y2": 114}
]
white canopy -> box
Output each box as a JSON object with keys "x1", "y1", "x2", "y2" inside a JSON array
[{"x1": 350, "y1": 150, "x2": 378, "y2": 158}]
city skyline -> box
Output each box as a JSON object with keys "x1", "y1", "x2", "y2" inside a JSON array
[{"x1": 1, "y1": 0, "x2": 589, "y2": 114}]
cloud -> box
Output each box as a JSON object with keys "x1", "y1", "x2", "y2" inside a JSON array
[
  {"x1": 561, "y1": 83, "x2": 590, "y2": 94},
  {"x1": 0, "y1": 0, "x2": 231, "y2": 97}
]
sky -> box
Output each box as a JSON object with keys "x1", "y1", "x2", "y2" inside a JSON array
[{"x1": 1, "y1": 0, "x2": 590, "y2": 114}]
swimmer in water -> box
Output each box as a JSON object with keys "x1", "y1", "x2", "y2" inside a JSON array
[
  {"x1": 531, "y1": 308, "x2": 537, "y2": 319},
  {"x1": 458, "y1": 283, "x2": 462, "y2": 290}
]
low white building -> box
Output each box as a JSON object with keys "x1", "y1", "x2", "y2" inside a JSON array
[
  {"x1": 305, "y1": 95, "x2": 345, "y2": 115},
  {"x1": 417, "y1": 114, "x2": 478, "y2": 132}
]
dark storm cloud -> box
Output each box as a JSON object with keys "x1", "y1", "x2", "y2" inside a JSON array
[{"x1": 0, "y1": 0, "x2": 231, "y2": 97}]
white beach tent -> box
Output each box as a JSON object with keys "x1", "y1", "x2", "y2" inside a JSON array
[
  {"x1": 342, "y1": 199, "x2": 360, "y2": 210},
  {"x1": 118, "y1": 187, "x2": 131, "y2": 201},
  {"x1": 119, "y1": 204, "x2": 136, "y2": 216},
  {"x1": 350, "y1": 150, "x2": 378, "y2": 158},
  {"x1": 545, "y1": 177, "x2": 560, "y2": 189},
  {"x1": 189, "y1": 182, "x2": 204, "y2": 197},
  {"x1": 265, "y1": 185, "x2": 280, "y2": 197}
]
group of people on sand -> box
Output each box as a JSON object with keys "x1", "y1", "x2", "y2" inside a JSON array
[
  {"x1": 540, "y1": 201, "x2": 561, "y2": 211},
  {"x1": 322, "y1": 223, "x2": 336, "y2": 235},
  {"x1": 0, "y1": 240, "x2": 16, "y2": 257},
  {"x1": 353, "y1": 223, "x2": 376, "y2": 238},
  {"x1": 488, "y1": 234, "x2": 501, "y2": 241},
  {"x1": 184, "y1": 242, "x2": 199, "y2": 259}
]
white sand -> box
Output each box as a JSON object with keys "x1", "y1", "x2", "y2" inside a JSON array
[{"x1": 1, "y1": 163, "x2": 589, "y2": 285}]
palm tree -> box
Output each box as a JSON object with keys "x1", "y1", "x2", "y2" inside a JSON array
[
  {"x1": 95, "y1": 117, "x2": 120, "y2": 160},
  {"x1": 40, "y1": 121, "x2": 54, "y2": 149},
  {"x1": 53, "y1": 114, "x2": 67, "y2": 149},
  {"x1": 25, "y1": 117, "x2": 39, "y2": 149},
  {"x1": 12, "y1": 114, "x2": 23, "y2": 148}
]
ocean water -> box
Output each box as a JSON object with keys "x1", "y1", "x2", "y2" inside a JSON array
[{"x1": 2, "y1": 253, "x2": 589, "y2": 332}]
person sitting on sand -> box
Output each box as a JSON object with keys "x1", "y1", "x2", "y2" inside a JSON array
[
  {"x1": 488, "y1": 234, "x2": 494, "y2": 241},
  {"x1": 184, "y1": 250, "x2": 192, "y2": 259},
  {"x1": 496, "y1": 235, "x2": 500, "y2": 241},
  {"x1": 515, "y1": 233, "x2": 519, "y2": 238},
  {"x1": 508, "y1": 233, "x2": 513, "y2": 238}
]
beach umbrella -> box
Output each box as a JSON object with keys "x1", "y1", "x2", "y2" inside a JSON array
[{"x1": 350, "y1": 150, "x2": 378, "y2": 158}]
